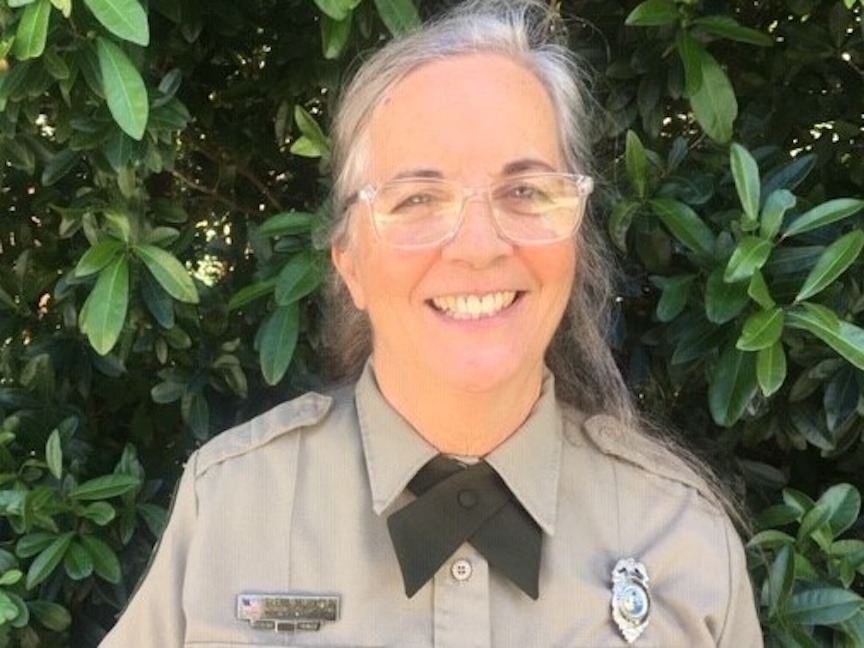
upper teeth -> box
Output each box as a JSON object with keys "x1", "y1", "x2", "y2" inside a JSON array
[{"x1": 430, "y1": 291, "x2": 517, "y2": 319}]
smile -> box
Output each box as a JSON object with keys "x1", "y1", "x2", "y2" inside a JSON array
[{"x1": 429, "y1": 291, "x2": 519, "y2": 320}]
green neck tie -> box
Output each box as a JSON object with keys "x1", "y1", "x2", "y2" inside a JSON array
[{"x1": 387, "y1": 455, "x2": 542, "y2": 599}]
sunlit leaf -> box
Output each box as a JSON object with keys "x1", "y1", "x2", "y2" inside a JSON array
[
  {"x1": 724, "y1": 236, "x2": 772, "y2": 283},
  {"x1": 68, "y1": 474, "x2": 140, "y2": 500},
  {"x1": 757, "y1": 340, "x2": 786, "y2": 397},
  {"x1": 737, "y1": 307, "x2": 784, "y2": 351},
  {"x1": 45, "y1": 429, "x2": 62, "y2": 480},
  {"x1": 135, "y1": 244, "x2": 199, "y2": 303},
  {"x1": 625, "y1": 0, "x2": 678, "y2": 26},
  {"x1": 83, "y1": 0, "x2": 149, "y2": 45},
  {"x1": 783, "y1": 198, "x2": 864, "y2": 238},
  {"x1": 79, "y1": 255, "x2": 129, "y2": 355},
  {"x1": 13, "y1": 0, "x2": 50, "y2": 60},
  {"x1": 96, "y1": 38, "x2": 149, "y2": 140},
  {"x1": 795, "y1": 230, "x2": 864, "y2": 303},
  {"x1": 784, "y1": 588, "x2": 864, "y2": 626},
  {"x1": 787, "y1": 302, "x2": 864, "y2": 371},
  {"x1": 730, "y1": 143, "x2": 760, "y2": 223}
]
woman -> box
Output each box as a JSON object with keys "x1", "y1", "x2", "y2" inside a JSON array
[{"x1": 100, "y1": 1, "x2": 762, "y2": 646}]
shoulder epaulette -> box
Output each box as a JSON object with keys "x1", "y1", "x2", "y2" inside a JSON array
[
  {"x1": 580, "y1": 412, "x2": 721, "y2": 510},
  {"x1": 194, "y1": 392, "x2": 333, "y2": 477}
]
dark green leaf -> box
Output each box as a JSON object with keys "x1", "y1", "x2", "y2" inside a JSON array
[
  {"x1": 817, "y1": 483, "x2": 861, "y2": 538},
  {"x1": 724, "y1": 236, "x2": 772, "y2": 282},
  {"x1": 13, "y1": 0, "x2": 51, "y2": 60},
  {"x1": 625, "y1": 130, "x2": 648, "y2": 199},
  {"x1": 257, "y1": 212, "x2": 314, "y2": 237},
  {"x1": 608, "y1": 200, "x2": 640, "y2": 251},
  {"x1": 705, "y1": 268, "x2": 749, "y2": 324},
  {"x1": 625, "y1": 0, "x2": 678, "y2": 27},
  {"x1": 227, "y1": 279, "x2": 277, "y2": 311},
  {"x1": 795, "y1": 230, "x2": 864, "y2": 302},
  {"x1": 687, "y1": 45, "x2": 737, "y2": 143},
  {"x1": 259, "y1": 304, "x2": 299, "y2": 385},
  {"x1": 655, "y1": 274, "x2": 695, "y2": 322},
  {"x1": 68, "y1": 474, "x2": 140, "y2": 500},
  {"x1": 693, "y1": 15, "x2": 774, "y2": 47},
  {"x1": 649, "y1": 198, "x2": 715, "y2": 257},
  {"x1": 78, "y1": 534, "x2": 121, "y2": 583},
  {"x1": 82, "y1": 501, "x2": 116, "y2": 525},
  {"x1": 373, "y1": 0, "x2": 420, "y2": 36},
  {"x1": 96, "y1": 38, "x2": 149, "y2": 140},
  {"x1": 63, "y1": 541, "x2": 94, "y2": 580},
  {"x1": 759, "y1": 189, "x2": 796, "y2": 241},
  {"x1": 82, "y1": 0, "x2": 149, "y2": 45},
  {"x1": 79, "y1": 255, "x2": 129, "y2": 355},
  {"x1": 28, "y1": 601, "x2": 71, "y2": 632},
  {"x1": 275, "y1": 252, "x2": 321, "y2": 306},
  {"x1": 708, "y1": 344, "x2": 757, "y2": 427},
  {"x1": 784, "y1": 588, "x2": 864, "y2": 626},
  {"x1": 767, "y1": 545, "x2": 794, "y2": 618},
  {"x1": 41, "y1": 149, "x2": 81, "y2": 186},
  {"x1": 783, "y1": 198, "x2": 864, "y2": 238},
  {"x1": 137, "y1": 502, "x2": 167, "y2": 536},
  {"x1": 762, "y1": 153, "x2": 816, "y2": 196},
  {"x1": 26, "y1": 532, "x2": 73, "y2": 589},
  {"x1": 16, "y1": 532, "x2": 57, "y2": 559},
  {"x1": 135, "y1": 244, "x2": 199, "y2": 303},
  {"x1": 181, "y1": 391, "x2": 209, "y2": 439}
]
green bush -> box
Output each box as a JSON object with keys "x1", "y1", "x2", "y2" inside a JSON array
[{"x1": 0, "y1": 0, "x2": 862, "y2": 644}]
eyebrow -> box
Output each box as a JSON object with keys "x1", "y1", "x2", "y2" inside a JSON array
[
  {"x1": 389, "y1": 159, "x2": 557, "y2": 182},
  {"x1": 501, "y1": 158, "x2": 557, "y2": 175}
]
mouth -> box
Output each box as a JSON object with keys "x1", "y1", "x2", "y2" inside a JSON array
[{"x1": 428, "y1": 291, "x2": 520, "y2": 320}]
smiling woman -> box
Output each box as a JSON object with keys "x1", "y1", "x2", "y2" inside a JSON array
[{"x1": 99, "y1": 1, "x2": 763, "y2": 646}]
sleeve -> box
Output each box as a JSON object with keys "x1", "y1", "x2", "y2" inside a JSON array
[
  {"x1": 99, "y1": 453, "x2": 199, "y2": 648},
  {"x1": 718, "y1": 518, "x2": 764, "y2": 648}
]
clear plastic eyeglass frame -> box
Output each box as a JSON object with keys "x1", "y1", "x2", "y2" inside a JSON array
[{"x1": 352, "y1": 172, "x2": 594, "y2": 249}]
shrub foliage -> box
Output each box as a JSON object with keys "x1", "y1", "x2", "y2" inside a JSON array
[{"x1": 0, "y1": 0, "x2": 862, "y2": 644}]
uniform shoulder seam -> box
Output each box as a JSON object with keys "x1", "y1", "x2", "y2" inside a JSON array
[
  {"x1": 577, "y1": 412, "x2": 721, "y2": 511},
  {"x1": 194, "y1": 391, "x2": 333, "y2": 477}
]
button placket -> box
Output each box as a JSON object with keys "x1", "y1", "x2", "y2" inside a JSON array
[{"x1": 434, "y1": 544, "x2": 491, "y2": 648}]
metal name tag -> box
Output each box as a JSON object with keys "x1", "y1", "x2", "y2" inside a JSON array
[{"x1": 236, "y1": 593, "x2": 339, "y2": 632}]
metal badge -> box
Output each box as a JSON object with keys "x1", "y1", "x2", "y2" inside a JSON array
[
  {"x1": 236, "y1": 593, "x2": 339, "y2": 632},
  {"x1": 611, "y1": 558, "x2": 650, "y2": 644}
]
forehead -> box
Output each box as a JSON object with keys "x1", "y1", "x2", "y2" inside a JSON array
[{"x1": 365, "y1": 53, "x2": 563, "y2": 182}]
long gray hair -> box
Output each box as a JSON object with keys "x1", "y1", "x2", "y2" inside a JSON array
[{"x1": 324, "y1": 0, "x2": 633, "y2": 424}]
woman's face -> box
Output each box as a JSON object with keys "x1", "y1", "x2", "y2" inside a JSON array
[{"x1": 332, "y1": 53, "x2": 577, "y2": 395}]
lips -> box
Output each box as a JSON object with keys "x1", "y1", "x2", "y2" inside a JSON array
[{"x1": 429, "y1": 291, "x2": 519, "y2": 320}]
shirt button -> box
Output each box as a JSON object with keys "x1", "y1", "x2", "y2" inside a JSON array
[
  {"x1": 451, "y1": 558, "x2": 473, "y2": 582},
  {"x1": 457, "y1": 489, "x2": 478, "y2": 508}
]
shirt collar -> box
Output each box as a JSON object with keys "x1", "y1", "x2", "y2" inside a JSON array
[{"x1": 355, "y1": 361, "x2": 563, "y2": 535}]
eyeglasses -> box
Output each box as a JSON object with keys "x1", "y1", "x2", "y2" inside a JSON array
[{"x1": 351, "y1": 172, "x2": 594, "y2": 249}]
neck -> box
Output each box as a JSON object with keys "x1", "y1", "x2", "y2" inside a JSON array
[{"x1": 372, "y1": 358, "x2": 543, "y2": 456}]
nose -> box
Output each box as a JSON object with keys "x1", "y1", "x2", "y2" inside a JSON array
[{"x1": 440, "y1": 192, "x2": 513, "y2": 265}]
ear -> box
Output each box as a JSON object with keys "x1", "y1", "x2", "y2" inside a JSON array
[{"x1": 331, "y1": 243, "x2": 367, "y2": 310}]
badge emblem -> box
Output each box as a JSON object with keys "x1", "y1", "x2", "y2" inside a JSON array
[{"x1": 611, "y1": 558, "x2": 650, "y2": 644}]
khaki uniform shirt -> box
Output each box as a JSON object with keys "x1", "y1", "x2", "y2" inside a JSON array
[{"x1": 100, "y1": 365, "x2": 763, "y2": 647}]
